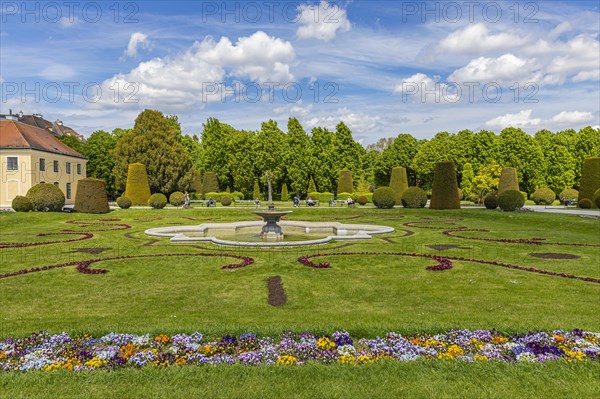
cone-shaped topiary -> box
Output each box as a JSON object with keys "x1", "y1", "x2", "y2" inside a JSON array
[
  {"x1": 253, "y1": 180, "x2": 261, "y2": 200},
  {"x1": 202, "y1": 172, "x2": 219, "y2": 194},
  {"x1": 190, "y1": 171, "x2": 202, "y2": 193},
  {"x1": 484, "y1": 192, "x2": 499, "y2": 209},
  {"x1": 336, "y1": 169, "x2": 353, "y2": 195},
  {"x1": 578, "y1": 157, "x2": 600, "y2": 208},
  {"x1": 498, "y1": 190, "x2": 525, "y2": 211},
  {"x1": 169, "y1": 192, "x2": 185, "y2": 207},
  {"x1": 594, "y1": 188, "x2": 600, "y2": 208},
  {"x1": 148, "y1": 193, "x2": 167, "y2": 209},
  {"x1": 401, "y1": 187, "x2": 427, "y2": 208},
  {"x1": 389, "y1": 166, "x2": 409, "y2": 205},
  {"x1": 498, "y1": 167, "x2": 519, "y2": 194},
  {"x1": 74, "y1": 178, "x2": 109, "y2": 214},
  {"x1": 430, "y1": 161, "x2": 460, "y2": 209},
  {"x1": 124, "y1": 163, "x2": 151, "y2": 206},
  {"x1": 12, "y1": 195, "x2": 32, "y2": 212},
  {"x1": 372, "y1": 187, "x2": 395, "y2": 209},
  {"x1": 281, "y1": 183, "x2": 289, "y2": 201},
  {"x1": 307, "y1": 177, "x2": 317, "y2": 193},
  {"x1": 116, "y1": 196, "x2": 132, "y2": 209},
  {"x1": 531, "y1": 188, "x2": 556, "y2": 205},
  {"x1": 26, "y1": 183, "x2": 65, "y2": 212}
]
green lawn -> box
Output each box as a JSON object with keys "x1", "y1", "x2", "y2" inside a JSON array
[{"x1": 1, "y1": 207, "x2": 599, "y2": 398}]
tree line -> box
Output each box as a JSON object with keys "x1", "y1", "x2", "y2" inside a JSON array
[{"x1": 59, "y1": 109, "x2": 600, "y2": 200}]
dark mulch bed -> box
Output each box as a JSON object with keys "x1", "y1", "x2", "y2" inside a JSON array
[
  {"x1": 529, "y1": 253, "x2": 580, "y2": 260},
  {"x1": 267, "y1": 276, "x2": 286, "y2": 307},
  {"x1": 427, "y1": 244, "x2": 461, "y2": 251},
  {"x1": 70, "y1": 248, "x2": 112, "y2": 254}
]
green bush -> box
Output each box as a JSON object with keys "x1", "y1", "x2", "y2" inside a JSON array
[
  {"x1": 232, "y1": 191, "x2": 244, "y2": 201},
  {"x1": 531, "y1": 188, "x2": 556, "y2": 205},
  {"x1": 116, "y1": 196, "x2": 132, "y2": 209},
  {"x1": 356, "y1": 195, "x2": 368, "y2": 205},
  {"x1": 308, "y1": 192, "x2": 334, "y2": 203},
  {"x1": 520, "y1": 191, "x2": 528, "y2": 202},
  {"x1": 253, "y1": 180, "x2": 261, "y2": 200},
  {"x1": 124, "y1": 163, "x2": 151, "y2": 205},
  {"x1": 498, "y1": 167, "x2": 519, "y2": 193},
  {"x1": 498, "y1": 190, "x2": 525, "y2": 211},
  {"x1": 372, "y1": 187, "x2": 395, "y2": 209},
  {"x1": 74, "y1": 178, "x2": 110, "y2": 214},
  {"x1": 221, "y1": 195, "x2": 232, "y2": 206},
  {"x1": 202, "y1": 172, "x2": 220, "y2": 194},
  {"x1": 483, "y1": 193, "x2": 499, "y2": 209},
  {"x1": 559, "y1": 188, "x2": 578, "y2": 202},
  {"x1": 457, "y1": 188, "x2": 464, "y2": 201},
  {"x1": 190, "y1": 171, "x2": 202, "y2": 193},
  {"x1": 469, "y1": 193, "x2": 481, "y2": 204},
  {"x1": 401, "y1": 187, "x2": 427, "y2": 208},
  {"x1": 280, "y1": 183, "x2": 289, "y2": 201},
  {"x1": 169, "y1": 192, "x2": 185, "y2": 207},
  {"x1": 205, "y1": 191, "x2": 220, "y2": 201},
  {"x1": 578, "y1": 198, "x2": 593, "y2": 209},
  {"x1": 307, "y1": 177, "x2": 317, "y2": 193},
  {"x1": 578, "y1": 157, "x2": 600, "y2": 208},
  {"x1": 336, "y1": 169, "x2": 353, "y2": 195},
  {"x1": 389, "y1": 166, "x2": 408, "y2": 205},
  {"x1": 594, "y1": 189, "x2": 600, "y2": 208},
  {"x1": 12, "y1": 195, "x2": 32, "y2": 212},
  {"x1": 26, "y1": 183, "x2": 65, "y2": 212},
  {"x1": 148, "y1": 193, "x2": 167, "y2": 209},
  {"x1": 430, "y1": 161, "x2": 460, "y2": 210}
]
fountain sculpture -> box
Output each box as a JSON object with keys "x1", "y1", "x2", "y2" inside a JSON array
[{"x1": 251, "y1": 172, "x2": 292, "y2": 240}]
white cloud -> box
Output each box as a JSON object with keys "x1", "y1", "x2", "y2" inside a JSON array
[
  {"x1": 393, "y1": 73, "x2": 458, "y2": 103},
  {"x1": 437, "y1": 23, "x2": 529, "y2": 54},
  {"x1": 448, "y1": 54, "x2": 538, "y2": 85},
  {"x1": 296, "y1": 0, "x2": 351, "y2": 41},
  {"x1": 59, "y1": 17, "x2": 79, "y2": 28},
  {"x1": 125, "y1": 32, "x2": 150, "y2": 58},
  {"x1": 485, "y1": 109, "x2": 541, "y2": 129},
  {"x1": 40, "y1": 64, "x2": 77, "y2": 80},
  {"x1": 551, "y1": 111, "x2": 594, "y2": 124},
  {"x1": 304, "y1": 107, "x2": 380, "y2": 133}
]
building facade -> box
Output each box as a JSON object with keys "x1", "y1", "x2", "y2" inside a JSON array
[{"x1": 0, "y1": 120, "x2": 87, "y2": 208}]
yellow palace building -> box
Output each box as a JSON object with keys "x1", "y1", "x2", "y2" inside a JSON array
[{"x1": 0, "y1": 119, "x2": 87, "y2": 208}]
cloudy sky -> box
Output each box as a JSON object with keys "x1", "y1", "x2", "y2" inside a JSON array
[{"x1": 1, "y1": 0, "x2": 599, "y2": 143}]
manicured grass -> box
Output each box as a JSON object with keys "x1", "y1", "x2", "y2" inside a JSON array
[{"x1": 1, "y1": 207, "x2": 599, "y2": 397}]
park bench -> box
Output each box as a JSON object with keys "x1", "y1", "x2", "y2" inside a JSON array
[
  {"x1": 190, "y1": 200, "x2": 211, "y2": 207},
  {"x1": 561, "y1": 198, "x2": 577, "y2": 206},
  {"x1": 235, "y1": 200, "x2": 256, "y2": 207},
  {"x1": 304, "y1": 200, "x2": 320, "y2": 207}
]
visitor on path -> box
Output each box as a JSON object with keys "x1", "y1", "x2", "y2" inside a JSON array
[
  {"x1": 183, "y1": 191, "x2": 190, "y2": 208},
  {"x1": 254, "y1": 198, "x2": 261, "y2": 208},
  {"x1": 329, "y1": 198, "x2": 335, "y2": 207},
  {"x1": 307, "y1": 196, "x2": 315, "y2": 207},
  {"x1": 293, "y1": 196, "x2": 300, "y2": 207},
  {"x1": 207, "y1": 197, "x2": 215, "y2": 207},
  {"x1": 347, "y1": 197, "x2": 355, "y2": 207}
]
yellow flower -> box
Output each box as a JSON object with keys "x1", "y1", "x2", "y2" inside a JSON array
[
  {"x1": 474, "y1": 354, "x2": 489, "y2": 361},
  {"x1": 338, "y1": 354, "x2": 355, "y2": 364},
  {"x1": 85, "y1": 357, "x2": 107, "y2": 369},
  {"x1": 317, "y1": 337, "x2": 336, "y2": 350},
  {"x1": 276, "y1": 355, "x2": 298, "y2": 365}
]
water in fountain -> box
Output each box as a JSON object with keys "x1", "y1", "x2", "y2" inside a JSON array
[{"x1": 252, "y1": 172, "x2": 292, "y2": 240}]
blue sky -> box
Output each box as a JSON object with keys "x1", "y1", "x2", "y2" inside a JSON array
[{"x1": 1, "y1": 0, "x2": 599, "y2": 143}]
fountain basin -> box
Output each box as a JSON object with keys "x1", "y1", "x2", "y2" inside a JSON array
[
  {"x1": 252, "y1": 209, "x2": 293, "y2": 240},
  {"x1": 145, "y1": 220, "x2": 394, "y2": 247}
]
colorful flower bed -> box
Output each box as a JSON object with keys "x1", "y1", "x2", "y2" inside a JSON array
[{"x1": 1, "y1": 329, "x2": 598, "y2": 372}]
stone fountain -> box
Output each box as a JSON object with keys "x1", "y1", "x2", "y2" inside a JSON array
[{"x1": 252, "y1": 172, "x2": 292, "y2": 240}]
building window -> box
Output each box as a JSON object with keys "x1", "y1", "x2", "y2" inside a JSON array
[
  {"x1": 53, "y1": 160, "x2": 59, "y2": 172},
  {"x1": 66, "y1": 183, "x2": 71, "y2": 199},
  {"x1": 7, "y1": 157, "x2": 18, "y2": 171},
  {"x1": 77, "y1": 163, "x2": 81, "y2": 175},
  {"x1": 66, "y1": 162, "x2": 71, "y2": 174},
  {"x1": 54, "y1": 182, "x2": 59, "y2": 187},
  {"x1": 40, "y1": 158, "x2": 46, "y2": 171}
]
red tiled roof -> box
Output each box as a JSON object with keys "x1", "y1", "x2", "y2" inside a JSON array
[{"x1": 0, "y1": 120, "x2": 86, "y2": 159}]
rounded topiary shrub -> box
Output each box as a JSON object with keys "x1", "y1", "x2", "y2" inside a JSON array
[
  {"x1": 124, "y1": 163, "x2": 151, "y2": 206},
  {"x1": 26, "y1": 183, "x2": 65, "y2": 212},
  {"x1": 531, "y1": 188, "x2": 556, "y2": 205},
  {"x1": 202, "y1": 172, "x2": 220, "y2": 194},
  {"x1": 336, "y1": 169, "x2": 353, "y2": 195},
  {"x1": 148, "y1": 193, "x2": 167, "y2": 209},
  {"x1": 578, "y1": 157, "x2": 600, "y2": 208},
  {"x1": 498, "y1": 167, "x2": 519, "y2": 193},
  {"x1": 12, "y1": 195, "x2": 32, "y2": 212},
  {"x1": 498, "y1": 190, "x2": 525, "y2": 212},
  {"x1": 356, "y1": 195, "x2": 368, "y2": 205},
  {"x1": 594, "y1": 188, "x2": 600, "y2": 208},
  {"x1": 401, "y1": 187, "x2": 427, "y2": 208},
  {"x1": 372, "y1": 187, "x2": 395, "y2": 209},
  {"x1": 221, "y1": 195, "x2": 232, "y2": 206},
  {"x1": 469, "y1": 193, "x2": 481, "y2": 204},
  {"x1": 559, "y1": 188, "x2": 578, "y2": 202},
  {"x1": 74, "y1": 178, "x2": 110, "y2": 214},
  {"x1": 117, "y1": 196, "x2": 132, "y2": 209},
  {"x1": 483, "y1": 193, "x2": 499, "y2": 209},
  {"x1": 169, "y1": 192, "x2": 185, "y2": 207},
  {"x1": 430, "y1": 161, "x2": 460, "y2": 209},
  {"x1": 389, "y1": 166, "x2": 408, "y2": 205},
  {"x1": 578, "y1": 198, "x2": 593, "y2": 209}
]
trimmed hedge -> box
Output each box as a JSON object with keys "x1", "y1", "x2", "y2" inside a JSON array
[
  {"x1": 26, "y1": 183, "x2": 65, "y2": 212},
  {"x1": 372, "y1": 187, "x2": 395, "y2": 209},
  {"x1": 221, "y1": 195, "x2": 232, "y2": 206},
  {"x1": 124, "y1": 163, "x2": 151, "y2": 206},
  {"x1": 203, "y1": 172, "x2": 220, "y2": 194},
  {"x1": 356, "y1": 195, "x2": 368, "y2": 205},
  {"x1": 594, "y1": 188, "x2": 600, "y2": 208},
  {"x1": 190, "y1": 171, "x2": 202, "y2": 193},
  {"x1": 169, "y1": 192, "x2": 185, "y2": 207},
  {"x1": 74, "y1": 178, "x2": 110, "y2": 214},
  {"x1": 483, "y1": 193, "x2": 499, "y2": 209},
  {"x1": 116, "y1": 196, "x2": 132, "y2": 209},
  {"x1": 148, "y1": 193, "x2": 167, "y2": 209},
  {"x1": 531, "y1": 188, "x2": 556, "y2": 205},
  {"x1": 204, "y1": 192, "x2": 242, "y2": 202},
  {"x1": 336, "y1": 192, "x2": 357, "y2": 201},
  {"x1": 498, "y1": 167, "x2": 519, "y2": 193},
  {"x1": 498, "y1": 190, "x2": 525, "y2": 211},
  {"x1": 389, "y1": 166, "x2": 408, "y2": 205},
  {"x1": 578, "y1": 157, "x2": 600, "y2": 208},
  {"x1": 281, "y1": 183, "x2": 289, "y2": 201},
  {"x1": 401, "y1": 187, "x2": 427, "y2": 208},
  {"x1": 308, "y1": 192, "x2": 334, "y2": 203},
  {"x1": 12, "y1": 195, "x2": 32, "y2": 212},
  {"x1": 430, "y1": 161, "x2": 460, "y2": 210},
  {"x1": 336, "y1": 169, "x2": 353, "y2": 195},
  {"x1": 578, "y1": 198, "x2": 593, "y2": 209},
  {"x1": 559, "y1": 188, "x2": 578, "y2": 202}
]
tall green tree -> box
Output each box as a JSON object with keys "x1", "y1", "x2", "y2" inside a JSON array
[
  {"x1": 229, "y1": 129, "x2": 256, "y2": 196},
  {"x1": 199, "y1": 118, "x2": 231, "y2": 190},
  {"x1": 333, "y1": 122, "x2": 365, "y2": 175},
  {"x1": 574, "y1": 126, "x2": 600, "y2": 187},
  {"x1": 460, "y1": 162, "x2": 475, "y2": 200},
  {"x1": 374, "y1": 133, "x2": 419, "y2": 186},
  {"x1": 58, "y1": 135, "x2": 86, "y2": 155},
  {"x1": 497, "y1": 127, "x2": 546, "y2": 193},
  {"x1": 283, "y1": 118, "x2": 311, "y2": 195},
  {"x1": 253, "y1": 120, "x2": 286, "y2": 187},
  {"x1": 84, "y1": 130, "x2": 117, "y2": 196},
  {"x1": 411, "y1": 132, "x2": 456, "y2": 188},
  {"x1": 112, "y1": 109, "x2": 193, "y2": 194},
  {"x1": 309, "y1": 127, "x2": 337, "y2": 193}
]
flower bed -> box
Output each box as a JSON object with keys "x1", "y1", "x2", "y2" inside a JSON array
[{"x1": 1, "y1": 329, "x2": 598, "y2": 372}]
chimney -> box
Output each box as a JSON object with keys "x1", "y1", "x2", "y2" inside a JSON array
[
  {"x1": 56, "y1": 119, "x2": 63, "y2": 126},
  {"x1": 18, "y1": 110, "x2": 23, "y2": 118}
]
